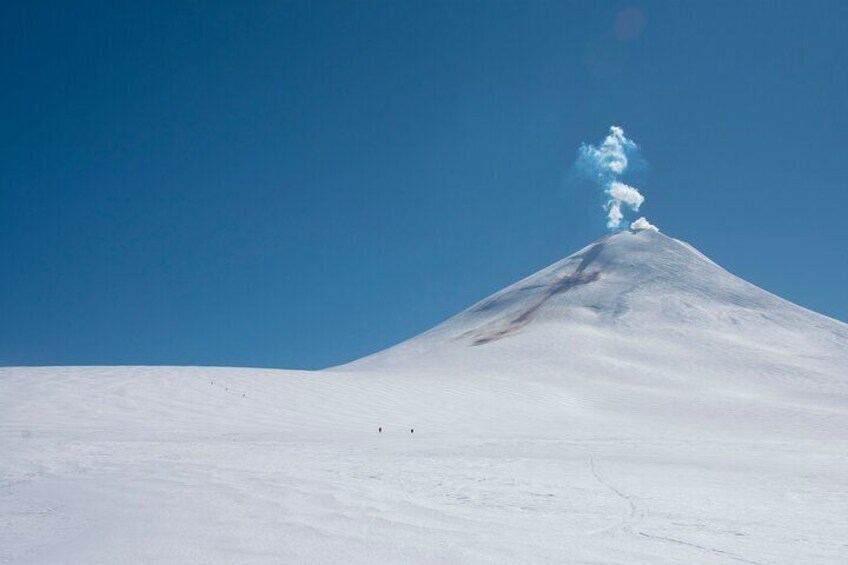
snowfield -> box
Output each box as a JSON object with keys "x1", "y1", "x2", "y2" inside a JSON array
[{"x1": 2, "y1": 230, "x2": 847, "y2": 564}]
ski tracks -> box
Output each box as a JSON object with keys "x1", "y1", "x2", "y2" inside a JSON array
[
  {"x1": 588, "y1": 455, "x2": 637, "y2": 535},
  {"x1": 588, "y1": 455, "x2": 765, "y2": 565}
]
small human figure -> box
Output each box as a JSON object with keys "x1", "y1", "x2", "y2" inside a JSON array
[
  {"x1": 378, "y1": 427, "x2": 382, "y2": 433},
  {"x1": 410, "y1": 429, "x2": 414, "y2": 434}
]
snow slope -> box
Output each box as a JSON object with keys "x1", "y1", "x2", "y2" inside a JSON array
[{"x1": 2, "y1": 230, "x2": 847, "y2": 564}]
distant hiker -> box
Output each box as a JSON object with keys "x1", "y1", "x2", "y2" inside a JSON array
[
  {"x1": 410, "y1": 429, "x2": 414, "y2": 434},
  {"x1": 378, "y1": 427, "x2": 382, "y2": 433}
]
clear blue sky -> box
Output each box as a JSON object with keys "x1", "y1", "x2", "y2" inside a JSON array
[{"x1": 2, "y1": 1, "x2": 846, "y2": 369}]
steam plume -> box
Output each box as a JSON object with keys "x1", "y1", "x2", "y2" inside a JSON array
[
  {"x1": 574, "y1": 126, "x2": 656, "y2": 230},
  {"x1": 630, "y1": 217, "x2": 658, "y2": 232}
]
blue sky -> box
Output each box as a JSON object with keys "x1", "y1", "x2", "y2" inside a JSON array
[{"x1": 2, "y1": 1, "x2": 846, "y2": 369}]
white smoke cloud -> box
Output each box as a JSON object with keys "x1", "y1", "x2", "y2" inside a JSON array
[
  {"x1": 608, "y1": 181, "x2": 644, "y2": 208},
  {"x1": 630, "y1": 217, "x2": 659, "y2": 232},
  {"x1": 574, "y1": 126, "x2": 657, "y2": 231},
  {"x1": 607, "y1": 201, "x2": 624, "y2": 228}
]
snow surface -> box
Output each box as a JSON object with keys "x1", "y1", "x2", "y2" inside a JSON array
[{"x1": 2, "y1": 230, "x2": 847, "y2": 564}]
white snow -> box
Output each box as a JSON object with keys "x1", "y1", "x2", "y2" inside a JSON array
[{"x1": 2, "y1": 230, "x2": 847, "y2": 564}]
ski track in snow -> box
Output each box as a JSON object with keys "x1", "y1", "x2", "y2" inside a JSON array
[
  {"x1": 589, "y1": 455, "x2": 765, "y2": 565},
  {"x1": 588, "y1": 455, "x2": 637, "y2": 535}
]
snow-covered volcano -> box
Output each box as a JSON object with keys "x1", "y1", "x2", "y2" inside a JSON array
[
  {"x1": 339, "y1": 228, "x2": 848, "y2": 441},
  {"x1": 342, "y1": 230, "x2": 843, "y2": 421},
  {"x1": 2, "y1": 230, "x2": 847, "y2": 564},
  {"x1": 349, "y1": 229, "x2": 846, "y2": 371}
]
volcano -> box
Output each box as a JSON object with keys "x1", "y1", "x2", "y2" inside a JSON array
[
  {"x1": 339, "y1": 228, "x2": 848, "y2": 439},
  {"x1": 350, "y1": 229, "x2": 846, "y2": 367},
  {"x1": 2, "y1": 229, "x2": 847, "y2": 564}
]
